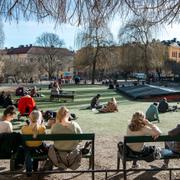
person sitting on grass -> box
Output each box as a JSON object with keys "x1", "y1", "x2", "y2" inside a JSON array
[
  {"x1": 99, "y1": 97, "x2": 118, "y2": 113},
  {"x1": 49, "y1": 106, "x2": 82, "y2": 170},
  {"x1": 18, "y1": 94, "x2": 36, "y2": 117},
  {"x1": 3, "y1": 94, "x2": 14, "y2": 108},
  {"x1": 90, "y1": 94, "x2": 102, "y2": 109},
  {"x1": 0, "y1": 91, "x2": 6, "y2": 107},
  {"x1": 21, "y1": 110, "x2": 48, "y2": 177},
  {"x1": 146, "y1": 102, "x2": 159, "y2": 123},
  {"x1": 41, "y1": 110, "x2": 77, "y2": 128},
  {"x1": 158, "y1": 97, "x2": 177, "y2": 113},
  {"x1": 127, "y1": 111, "x2": 162, "y2": 168},
  {"x1": 30, "y1": 86, "x2": 40, "y2": 97}
]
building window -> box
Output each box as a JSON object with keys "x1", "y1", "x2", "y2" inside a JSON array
[
  {"x1": 172, "y1": 51, "x2": 178, "y2": 58},
  {"x1": 175, "y1": 52, "x2": 177, "y2": 57},
  {"x1": 172, "y1": 52, "x2": 175, "y2": 57}
]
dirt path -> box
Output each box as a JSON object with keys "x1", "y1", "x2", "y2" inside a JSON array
[{"x1": 0, "y1": 135, "x2": 180, "y2": 180}]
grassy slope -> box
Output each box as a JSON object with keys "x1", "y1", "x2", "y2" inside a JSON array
[{"x1": 1, "y1": 84, "x2": 180, "y2": 136}]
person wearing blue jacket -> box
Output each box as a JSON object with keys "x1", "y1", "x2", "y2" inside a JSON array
[{"x1": 146, "y1": 102, "x2": 159, "y2": 123}]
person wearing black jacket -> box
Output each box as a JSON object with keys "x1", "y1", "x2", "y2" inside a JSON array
[
  {"x1": 0, "y1": 132, "x2": 24, "y2": 170},
  {"x1": 158, "y1": 97, "x2": 177, "y2": 113}
]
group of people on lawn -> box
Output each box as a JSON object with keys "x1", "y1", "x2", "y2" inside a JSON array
[{"x1": 0, "y1": 91, "x2": 179, "y2": 176}]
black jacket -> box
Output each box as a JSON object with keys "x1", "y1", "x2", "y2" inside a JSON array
[{"x1": 0, "y1": 132, "x2": 24, "y2": 158}]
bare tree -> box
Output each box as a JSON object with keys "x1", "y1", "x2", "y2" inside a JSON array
[
  {"x1": 36, "y1": 32, "x2": 64, "y2": 47},
  {"x1": 118, "y1": 16, "x2": 158, "y2": 74},
  {"x1": 36, "y1": 32, "x2": 65, "y2": 80},
  {"x1": 2, "y1": 57, "x2": 38, "y2": 83},
  {"x1": 0, "y1": 1, "x2": 179, "y2": 25},
  {"x1": 124, "y1": 0, "x2": 180, "y2": 24},
  {"x1": 76, "y1": 17, "x2": 113, "y2": 84},
  {"x1": 0, "y1": 19, "x2": 5, "y2": 48}
]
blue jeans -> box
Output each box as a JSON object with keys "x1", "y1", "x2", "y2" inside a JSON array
[
  {"x1": 24, "y1": 143, "x2": 48, "y2": 174},
  {"x1": 25, "y1": 149, "x2": 38, "y2": 173}
]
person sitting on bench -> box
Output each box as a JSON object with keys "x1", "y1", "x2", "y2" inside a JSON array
[
  {"x1": 90, "y1": 94, "x2": 102, "y2": 109},
  {"x1": 163, "y1": 124, "x2": 180, "y2": 168},
  {"x1": 49, "y1": 106, "x2": 82, "y2": 170},
  {"x1": 127, "y1": 111, "x2": 162, "y2": 168},
  {"x1": 146, "y1": 102, "x2": 159, "y2": 122},
  {"x1": 0, "y1": 105, "x2": 16, "y2": 133},
  {"x1": 158, "y1": 97, "x2": 177, "y2": 113},
  {"x1": 99, "y1": 97, "x2": 118, "y2": 113},
  {"x1": 21, "y1": 110, "x2": 47, "y2": 176}
]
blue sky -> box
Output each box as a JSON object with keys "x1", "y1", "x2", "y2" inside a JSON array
[{"x1": 3, "y1": 20, "x2": 180, "y2": 50}]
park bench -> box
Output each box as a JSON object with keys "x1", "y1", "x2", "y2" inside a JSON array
[
  {"x1": 50, "y1": 90, "x2": 75, "y2": 102},
  {"x1": 117, "y1": 135, "x2": 180, "y2": 180},
  {"x1": 8, "y1": 133, "x2": 95, "y2": 179}
]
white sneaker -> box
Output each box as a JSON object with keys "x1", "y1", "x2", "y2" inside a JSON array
[
  {"x1": 155, "y1": 147, "x2": 162, "y2": 159},
  {"x1": 131, "y1": 164, "x2": 140, "y2": 169},
  {"x1": 162, "y1": 163, "x2": 168, "y2": 169}
]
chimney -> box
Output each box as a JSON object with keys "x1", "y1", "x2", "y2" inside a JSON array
[{"x1": 173, "y1": 38, "x2": 176, "y2": 42}]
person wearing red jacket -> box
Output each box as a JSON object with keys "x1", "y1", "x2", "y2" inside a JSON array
[{"x1": 18, "y1": 95, "x2": 36, "y2": 116}]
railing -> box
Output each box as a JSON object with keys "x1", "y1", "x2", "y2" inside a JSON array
[{"x1": 0, "y1": 168, "x2": 179, "y2": 180}]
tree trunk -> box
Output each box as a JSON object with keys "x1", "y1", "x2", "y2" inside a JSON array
[
  {"x1": 91, "y1": 58, "x2": 97, "y2": 84},
  {"x1": 91, "y1": 47, "x2": 99, "y2": 84}
]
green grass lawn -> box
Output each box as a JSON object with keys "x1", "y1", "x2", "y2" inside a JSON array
[{"x1": 1, "y1": 84, "x2": 180, "y2": 136}]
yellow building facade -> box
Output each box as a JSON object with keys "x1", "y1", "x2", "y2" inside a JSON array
[{"x1": 168, "y1": 43, "x2": 180, "y2": 62}]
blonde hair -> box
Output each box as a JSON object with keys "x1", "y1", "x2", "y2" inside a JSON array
[
  {"x1": 129, "y1": 111, "x2": 146, "y2": 131},
  {"x1": 111, "y1": 97, "x2": 117, "y2": 105},
  {"x1": 56, "y1": 106, "x2": 69, "y2": 123},
  {"x1": 29, "y1": 110, "x2": 42, "y2": 137}
]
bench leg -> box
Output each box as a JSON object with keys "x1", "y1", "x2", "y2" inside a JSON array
[
  {"x1": 169, "y1": 170, "x2": 172, "y2": 180},
  {"x1": 123, "y1": 160, "x2": 127, "y2": 180},
  {"x1": 90, "y1": 156, "x2": 95, "y2": 180},
  {"x1": 117, "y1": 151, "x2": 120, "y2": 170},
  {"x1": 89, "y1": 157, "x2": 92, "y2": 169},
  {"x1": 10, "y1": 158, "x2": 16, "y2": 171}
]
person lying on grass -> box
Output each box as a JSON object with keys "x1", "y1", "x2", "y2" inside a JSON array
[{"x1": 98, "y1": 97, "x2": 118, "y2": 113}]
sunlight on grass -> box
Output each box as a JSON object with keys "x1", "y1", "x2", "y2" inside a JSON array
[{"x1": 1, "y1": 84, "x2": 179, "y2": 136}]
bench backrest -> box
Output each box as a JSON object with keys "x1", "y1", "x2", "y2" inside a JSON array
[
  {"x1": 124, "y1": 135, "x2": 180, "y2": 143},
  {"x1": 22, "y1": 133, "x2": 94, "y2": 141}
]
